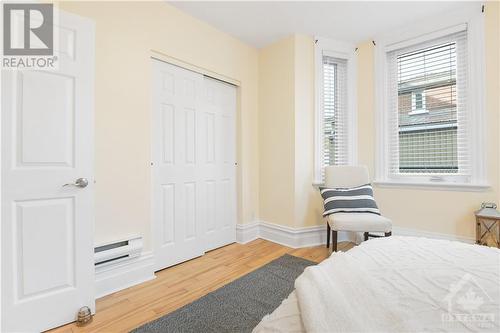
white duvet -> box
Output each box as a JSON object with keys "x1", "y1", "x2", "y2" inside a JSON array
[{"x1": 254, "y1": 236, "x2": 500, "y2": 333}]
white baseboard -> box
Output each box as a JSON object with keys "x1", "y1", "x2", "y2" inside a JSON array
[
  {"x1": 237, "y1": 221, "x2": 475, "y2": 248},
  {"x1": 95, "y1": 251, "x2": 156, "y2": 299},
  {"x1": 236, "y1": 221, "x2": 260, "y2": 244},
  {"x1": 237, "y1": 220, "x2": 355, "y2": 248},
  {"x1": 392, "y1": 226, "x2": 475, "y2": 244},
  {"x1": 92, "y1": 225, "x2": 473, "y2": 299}
]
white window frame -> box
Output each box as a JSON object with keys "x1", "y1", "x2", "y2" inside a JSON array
[
  {"x1": 374, "y1": 4, "x2": 487, "y2": 190},
  {"x1": 314, "y1": 37, "x2": 357, "y2": 184}
]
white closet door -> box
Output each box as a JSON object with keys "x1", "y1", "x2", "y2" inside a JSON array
[
  {"x1": 202, "y1": 77, "x2": 237, "y2": 251},
  {"x1": 1, "y1": 11, "x2": 95, "y2": 332},
  {"x1": 152, "y1": 60, "x2": 205, "y2": 270},
  {"x1": 152, "y1": 60, "x2": 237, "y2": 271}
]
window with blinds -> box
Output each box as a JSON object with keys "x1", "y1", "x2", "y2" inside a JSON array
[
  {"x1": 386, "y1": 30, "x2": 468, "y2": 178},
  {"x1": 322, "y1": 56, "x2": 348, "y2": 173}
]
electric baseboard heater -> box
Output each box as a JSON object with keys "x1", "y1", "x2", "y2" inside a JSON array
[{"x1": 94, "y1": 236, "x2": 142, "y2": 266}]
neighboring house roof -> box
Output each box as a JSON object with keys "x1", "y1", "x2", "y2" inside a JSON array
[
  {"x1": 399, "y1": 120, "x2": 456, "y2": 133},
  {"x1": 398, "y1": 70, "x2": 457, "y2": 128},
  {"x1": 398, "y1": 70, "x2": 456, "y2": 94},
  {"x1": 399, "y1": 108, "x2": 457, "y2": 128}
]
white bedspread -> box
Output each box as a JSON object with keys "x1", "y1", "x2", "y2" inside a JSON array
[{"x1": 254, "y1": 236, "x2": 500, "y2": 333}]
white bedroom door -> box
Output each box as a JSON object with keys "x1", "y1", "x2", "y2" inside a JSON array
[
  {"x1": 1, "y1": 10, "x2": 95, "y2": 333},
  {"x1": 152, "y1": 60, "x2": 237, "y2": 271}
]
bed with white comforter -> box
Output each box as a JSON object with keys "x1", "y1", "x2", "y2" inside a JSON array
[{"x1": 253, "y1": 236, "x2": 500, "y2": 332}]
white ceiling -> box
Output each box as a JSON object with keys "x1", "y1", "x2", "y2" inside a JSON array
[{"x1": 169, "y1": 1, "x2": 478, "y2": 48}]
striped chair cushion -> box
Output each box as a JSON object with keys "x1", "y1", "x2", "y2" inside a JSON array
[{"x1": 320, "y1": 184, "x2": 380, "y2": 217}]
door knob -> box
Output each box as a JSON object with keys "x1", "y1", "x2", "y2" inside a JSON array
[{"x1": 63, "y1": 178, "x2": 89, "y2": 188}]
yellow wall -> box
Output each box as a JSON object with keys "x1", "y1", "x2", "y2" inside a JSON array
[
  {"x1": 58, "y1": 0, "x2": 499, "y2": 246},
  {"x1": 359, "y1": 2, "x2": 499, "y2": 238},
  {"x1": 58, "y1": 1, "x2": 260, "y2": 249},
  {"x1": 258, "y1": 2, "x2": 500, "y2": 239},
  {"x1": 258, "y1": 34, "x2": 322, "y2": 228},
  {"x1": 293, "y1": 35, "x2": 323, "y2": 228},
  {"x1": 258, "y1": 36, "x2": 296, "y2": 226}
]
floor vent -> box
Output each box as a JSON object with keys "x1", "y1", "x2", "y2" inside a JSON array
[{"x1": 94, "y1": 236, "x2": 142, "y2": 266}]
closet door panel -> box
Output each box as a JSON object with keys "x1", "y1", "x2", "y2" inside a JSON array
[{"x1": 152, "y1": 60, "x2": 205, "y2": 270}]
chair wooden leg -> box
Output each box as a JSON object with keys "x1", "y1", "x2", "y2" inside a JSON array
[
  {"x1": 385, "y1": 232, "x2": 392, "y2": 237},
  {"x1": 332, "y1": 230, "x2": 338, "y2": 252},
  {"x1": 326, "y1": 223, "x2": 331, "y2": 248},
  {"x1": 364, "y1": 232, "x2": 369, "y2": 241}
]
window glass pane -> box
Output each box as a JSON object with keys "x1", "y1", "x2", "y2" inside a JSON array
[
  {"x1": 414, "y1": 92, "x2": 423, "y2": 110},
  {"x1": 323, "y1": 60, "x2": 337, "y2": 167},
  {"x1": 322, "y1": 55, "x2": 348, "y2": 174},
  {"x1": 397, "y1": 42, "x2": 458, "y2": 174},
  {"x1": 318, "y1": 52, "x2": 350, "y2": 182}
]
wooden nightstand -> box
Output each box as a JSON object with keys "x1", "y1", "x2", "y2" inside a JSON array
[{"x1": 475, "y1": 206, "x2": 500, "y2": 248}]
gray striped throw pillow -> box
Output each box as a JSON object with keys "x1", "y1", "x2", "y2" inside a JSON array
[{"x1": 320, "y1": 184, "x2": 380, "y2": 217}]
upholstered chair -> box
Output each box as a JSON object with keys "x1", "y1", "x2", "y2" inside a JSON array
[{"x1": 324, "y1": 165, "x2": 392, "y2": 251}]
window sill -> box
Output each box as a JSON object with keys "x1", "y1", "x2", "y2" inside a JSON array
[
  {"x1": 312, "y1": 181, "x2": 324, "y2": 189},
  {"x1": 408, "y1": 109, "x2": 428, "y2": 116},
  {"x1": 373, "y1": 180, "x2": 490, "y2": 192}
]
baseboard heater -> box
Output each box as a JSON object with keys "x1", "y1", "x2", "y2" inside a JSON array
[{"x1": 94, "y1": 236, "x2": 142, "y2": 266}]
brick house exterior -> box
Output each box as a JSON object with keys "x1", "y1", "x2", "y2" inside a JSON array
[{"x1": 397, "y1": 70, "x2": 459, "y2": 173}]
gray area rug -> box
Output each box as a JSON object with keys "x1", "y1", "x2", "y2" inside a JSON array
[{"x1": 131, "y1": 254, "x2": 315, "y2": 333}]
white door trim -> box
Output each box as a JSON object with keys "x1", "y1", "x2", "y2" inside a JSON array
[{"x1": 150, "y1": 51, "x2": 240, "y2": 87}]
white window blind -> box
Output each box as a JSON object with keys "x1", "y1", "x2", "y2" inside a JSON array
[
  {"x1": 322, "y1": 56, "x2": 348, "y2": 174},
  {"x1": 386, "y1": 30, "x2": 468, "y2": 179}
]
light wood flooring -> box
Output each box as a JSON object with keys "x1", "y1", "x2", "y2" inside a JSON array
[{"x1": 50, "y1": 239, "x2": 354, "y2": 333}]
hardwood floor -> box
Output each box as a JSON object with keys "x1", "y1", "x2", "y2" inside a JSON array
[{"x1": 50, "y1": 239, "x2": 354, "y2": 333}]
